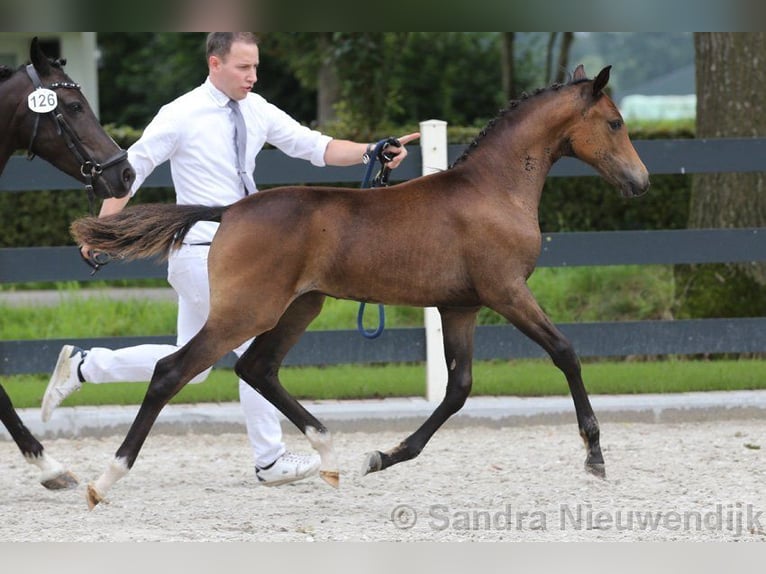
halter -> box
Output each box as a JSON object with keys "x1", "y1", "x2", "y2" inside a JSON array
[{"x1": 24, "y1": 63, "x2": 128, "y2": 210}]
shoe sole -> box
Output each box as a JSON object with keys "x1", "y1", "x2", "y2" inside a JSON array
[
  {"x1": 256, "y1": 473, "x2": 317, "y2": 487},
  {"x1": 41, "y1": 345, "x2": 75, "y2": 422},
  {"x1": 257, "y1": 477, "x2": 302, "y2": 487},
  {"x1": 256, "y1": 464, "x2": 320, "y2": 487}
]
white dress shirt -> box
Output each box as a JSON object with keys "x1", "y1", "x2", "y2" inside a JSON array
[{"x1": 127, "y1": 77, "x2": 332, "y2": 243}]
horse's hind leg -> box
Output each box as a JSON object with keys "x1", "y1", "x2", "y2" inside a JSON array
[
  {"x1": 491, "y1": 284, "x2": 605, "y2": 478},
  {"x1": 234, "y1": 293, "x2": 342, "y2": 485},
  {"x1": 363, "y1": 307, "x2": 479, "y2": 475},
  {"x1": 0, "y1": 384, "x2": 78, "y2": 490}
]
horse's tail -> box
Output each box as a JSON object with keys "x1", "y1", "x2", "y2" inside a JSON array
[{"x1": 70, "y1": 203, "x2": 229, "y2": 261}]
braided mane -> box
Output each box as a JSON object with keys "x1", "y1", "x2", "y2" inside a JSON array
[
  {"x1": 0, "y1": 57, "x2": 67, "y2": 83},
  {"x1": 450, "y1": 77, "x2": 589, "y2": 168}
]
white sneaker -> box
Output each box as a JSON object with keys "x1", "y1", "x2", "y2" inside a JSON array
[
  {"x1": 255, "y1": 451, "x2": 320, "y2": 486},
  {"x1": 41, "y1": 345, "x2": 86, "y2": 422}
]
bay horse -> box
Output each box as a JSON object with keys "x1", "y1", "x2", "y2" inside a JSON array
[
  {"x1": 72, "y1": 65, "x2": 649, "y2": 508},
  {"x1": 0, "y1": 37, "x2": 135, "y2": 489}
]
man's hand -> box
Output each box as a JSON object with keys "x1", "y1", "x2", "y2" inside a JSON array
[
  {"x1": 79, "y1": 244, "x2": 112, "y2": 275},
  {"x1": 383, "y1": 132, "x2": 420, "y2": 169}
]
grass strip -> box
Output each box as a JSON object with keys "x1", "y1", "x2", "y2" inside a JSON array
[{"x1": 3, "y1": 358, "x2": 766, "y2": 409}]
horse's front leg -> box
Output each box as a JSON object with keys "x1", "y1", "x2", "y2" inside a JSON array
[
  {"x1": 86, "y1": 336, "x2": 224, "y2": 508},
  {"x1": 0, "y1": 384, "x2": 78, "y2": 490},
  {"x1": 235, "y1": 293, "x2": 341, "y2": 486},
  {"x1": 492, "y1": 284, "x2": 605, "y2": 478},
  {"x1": 362, "y1": 307, "x2": 478, "y2": 475}
]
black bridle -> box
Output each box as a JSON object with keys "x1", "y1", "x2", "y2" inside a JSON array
[{"x1": 25, "y1": 63, "x2": 128, "y2": 210}]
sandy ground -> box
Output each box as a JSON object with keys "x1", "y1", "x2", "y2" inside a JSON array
[{"x1": 1, "y1": 420, "x2": 765, "y2": 542}]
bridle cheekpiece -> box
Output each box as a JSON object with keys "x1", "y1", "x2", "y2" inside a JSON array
[{"x1": 24, "y1": 63, "x2": 128, "y2": 207}]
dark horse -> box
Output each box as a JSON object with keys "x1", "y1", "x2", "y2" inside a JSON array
[
  {"x1": 72, "y1": 65, "x2": 649, "y2": 508},
  {"x1": 0, "y1": 38, "x2": 135, "y2": 489}
]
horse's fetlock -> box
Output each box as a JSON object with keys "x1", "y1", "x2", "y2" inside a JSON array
[{"x1": 580, "y1": 415, "x2": 600, "y2": 438}]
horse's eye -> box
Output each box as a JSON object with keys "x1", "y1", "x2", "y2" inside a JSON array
[
  {"x1": 608, "y1": 119, "x2": 623, "y2": 131},
  {"x1": 66, "y1": 101, "x2": 84, "y2": 113}
]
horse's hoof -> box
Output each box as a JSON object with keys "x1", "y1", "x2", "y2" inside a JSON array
[
  {"x1": 41, "y1": 470, "x2": 79, "y2": 490},
  {"x1": 86, "y1": 483, "x2": 104, "y2": 509},
  {"x1": 585, "y1": 462, "x2": 606, "y2": 479},
  {"x1": 361, "y1": 451, "x2": 382, "y2": 476},
  {"x1": 319, "y1": 470, "x2": 340, "y2": 488}
]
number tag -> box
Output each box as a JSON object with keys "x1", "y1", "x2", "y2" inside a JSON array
[{"x1": 27, "y1": 88, "x2": 58, "y2": 113}]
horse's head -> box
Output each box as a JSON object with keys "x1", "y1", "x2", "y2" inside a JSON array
[
  {"x1": 567, "y1": 65, "x2": 649, "y2": 198},
  {"x1": 20, "y1": 37, "x2": 135, "y2": 199}
]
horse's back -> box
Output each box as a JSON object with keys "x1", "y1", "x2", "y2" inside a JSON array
[{"x1": 208, "y1": 181, "x2": 481, "y2": 305}]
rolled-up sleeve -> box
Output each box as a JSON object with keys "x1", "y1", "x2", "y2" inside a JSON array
[{"x1": 257, "y1": 98, "x2": 332, "y2": 167}]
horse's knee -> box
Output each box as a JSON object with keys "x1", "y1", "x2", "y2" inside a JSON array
[
  {"x1": 144, "y1": 357, "x2": 184, "y2": 401},
  {"x1": 234, "y1": 356, "x2": 275, "y2": 388},
  {"x1": 549, "y1": 339, "x2": 580, "y2": 375},
  {"x1": 443, "y1": 371, "x2": 472, "y2": 412}
]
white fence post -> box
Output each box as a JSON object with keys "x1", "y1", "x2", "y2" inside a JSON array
[{"x1": 419, "y1": 120, "x2": 449, "y2": 402}]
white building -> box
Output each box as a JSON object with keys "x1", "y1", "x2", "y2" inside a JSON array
[
  {"x1": 615, "y1": 63, "x2": 696, "y2": 122},
  {"x1": 0, "y1": 33, "x2": 100, "y2": 116}
]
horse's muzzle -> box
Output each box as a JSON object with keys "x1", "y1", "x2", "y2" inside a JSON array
[
  {"x1": 621, "y1": 179, "x2": 650, "y2": 198},
  {"x1": 96, "y1": 162, "x2": 135, "y2": 199}
]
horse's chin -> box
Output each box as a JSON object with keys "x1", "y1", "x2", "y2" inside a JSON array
[{"x1": 619, "y1": 179, "x2": 650, "y2": 199}]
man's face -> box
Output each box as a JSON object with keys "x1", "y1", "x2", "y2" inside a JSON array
[{"x1": 209, "y1": 41, "x2": 259, "y2": 101}]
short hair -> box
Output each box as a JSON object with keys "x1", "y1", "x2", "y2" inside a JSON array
[{"x1": 206, "y1": 33, "x2": 259, "y2": 60}]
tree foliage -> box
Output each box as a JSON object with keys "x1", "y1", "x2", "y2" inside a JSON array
[
  {"x1": 98, "y1": 33, "x2": 207, "y2": 127},
  {"x1": 97, "y1": 33, "x2": 546, "y2": 134}
]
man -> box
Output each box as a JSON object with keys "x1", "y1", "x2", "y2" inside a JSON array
[{"x1": 42, "y1": 32, "x2": 419, "y2": 486}]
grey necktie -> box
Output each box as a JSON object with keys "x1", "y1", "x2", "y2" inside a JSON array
[{"x1": 227, "y1": 99, "x2": 256, "y2": 196}]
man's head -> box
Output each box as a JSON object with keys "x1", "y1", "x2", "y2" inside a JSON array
[{"x1": 206, "y1": 32, "x2": 259, "y2": 101}]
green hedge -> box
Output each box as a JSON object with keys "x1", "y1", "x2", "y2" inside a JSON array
[{"x1": 2, "y1": 122, "x2": 694, "y2": 248}]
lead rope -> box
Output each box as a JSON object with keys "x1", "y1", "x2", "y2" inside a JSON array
[{"x1": 356, "y1": 137, "x2": 400, "y2": 339}]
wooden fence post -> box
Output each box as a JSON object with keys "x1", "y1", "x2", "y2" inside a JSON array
[{"x1": 419, "y1": 119, "x2": 449, "y2": 402}]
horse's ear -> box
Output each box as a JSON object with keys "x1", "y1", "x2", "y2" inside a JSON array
[
  {"x1": 592, "y1": 65, "x2": 612, "y2": 96},
  {"x1": 30, "y1": 36, "x2": 51, "y2": 76},
  {"x1": 572, "y1": 64, "x2": 587, "y2": 81}
]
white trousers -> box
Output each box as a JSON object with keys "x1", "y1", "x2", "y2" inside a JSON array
[{"x1": 80, "y1": 244, "x2": 284, "y2": 468}]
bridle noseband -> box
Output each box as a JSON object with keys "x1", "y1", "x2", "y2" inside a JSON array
[{"x1": 25, "y1": 63, "x2": 128, "y2": 208}]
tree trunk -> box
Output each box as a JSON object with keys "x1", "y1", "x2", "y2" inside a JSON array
[
  {"x1": 554, "y1": 32, "x2": 575, "y2": 84},
  {"x1": 500, "y1": 32, "x2": 515, "y2": 101},
  {"x1": 675, "y1": 33, "x2": 766, "y2": 319},
  {"x1": 545, "y1": 33, "x2": 557, "y2": 84},
  {"x1": 316, "y1": 33, "x2": 340, "y2": 125}
]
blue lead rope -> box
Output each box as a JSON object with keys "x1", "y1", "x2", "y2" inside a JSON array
[
  {"x1": 357, "y1": 301, "x2": 386, "y2": 339},
  {"x1": 356, "y1": 137, "x2": 399, "y2": 339}
]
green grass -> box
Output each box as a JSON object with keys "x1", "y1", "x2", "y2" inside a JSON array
[
  {"x1": 3, "y1": 265, "x2": 764, "y2": 408},
  {"x1": 4, "y1": 358, "x2": 766, "y2": 409},
  {"x1": 0, "y1": 265, "x2": 675, "y2": 338}
]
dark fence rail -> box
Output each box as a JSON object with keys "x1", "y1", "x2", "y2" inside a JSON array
[{"x1": 2, "y1": 138, "x2": 765, "y2": 375}]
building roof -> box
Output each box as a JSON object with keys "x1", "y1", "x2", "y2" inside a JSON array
[{"x1": 614, "y1": 63, "x2": 695, "y2": 101}]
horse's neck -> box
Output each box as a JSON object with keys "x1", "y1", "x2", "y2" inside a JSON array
[
  {"x1": 462, "y1": 92, "x2": 579, "y2": 207},
  {"x1": 0, "y1": 76, "x2": 21, "y2": 173}
]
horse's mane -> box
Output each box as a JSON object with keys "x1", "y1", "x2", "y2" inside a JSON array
[
  {"x1": 0, "y1": 58, "x2": 66, "y2": 83},
  {"x1": 450, "y1": 76, "x2": 590, "y2": 168}
]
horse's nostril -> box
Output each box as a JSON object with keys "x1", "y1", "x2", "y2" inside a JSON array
[{"x1": 123, "y1": 167, "x2": 136, "y2": 185}]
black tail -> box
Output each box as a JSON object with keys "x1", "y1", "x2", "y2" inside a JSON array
[{"x1": 70, "y1": 203, "x2": 228, "y2": 261}]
